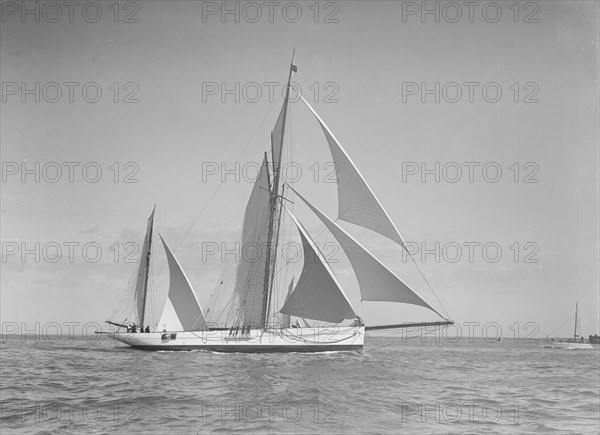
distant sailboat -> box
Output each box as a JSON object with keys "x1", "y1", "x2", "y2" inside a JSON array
[
  {"x1": 540, "y1": 302, "x2": 594, "y2": 350},
  {"x1": 105, "y1": 53, "x2": 453, "y2": 352}
]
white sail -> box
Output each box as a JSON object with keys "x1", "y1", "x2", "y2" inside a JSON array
[
  {"x1": 281, "y1": 277, "x2": 294, "y2": 328},
  {"x1": 158, "y1": 234, "x2": 206, "y2": 331},
  {"x1": 300, "y1": 94, "x2": 405, "y2": 247},
  {"x1": 157, "y1": 298, "x2": 183, "y2": 331},
  {"x1": 292, "y1": 318, "x2": 311, "y2": 328},
  {"x1": 234, "y1": 156, "x2": 271, "y2": 326},
  {"x1": 299, "y1": 318, "x2": 311, "y2": 328},
  {"x1": 279, "y1": 207, "x2": 356, "y2": 323},
  {"x1": 271, "y1": 52, "x2": 295, "y2": 172},
  {"x1": 133, "y1": 207, "x2": 155, "y2": 325},
  {"x1": 203, "y1": 259, "x2": 239, "y2": 326},
  {"x1": 271, "y1": 102, "x2": 286, "y2": 169},
  {"x1": 291, "y1": 188, "x2": 443, "y2": 317}
]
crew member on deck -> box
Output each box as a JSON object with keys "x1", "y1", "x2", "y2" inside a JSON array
[{"x1": 352, "y1": 316, "x2": 364, "y2": 327}]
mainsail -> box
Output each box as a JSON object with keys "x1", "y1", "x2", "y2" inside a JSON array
[
  {"x1": 133, "y1": 206, "x2": 155, "y2": 326},
  {"x1": 206, "y1": 52, "x2": 296, "y2": 330},
  {"x1": 299, "y1": 94, "x2": 405, "y2": 247},
  {"x1": 157, "y1": 234, "x2": 206, "y2": 331},
  {"x1": 260, "y1": 51, "x2": 298, "y2": 328},
  {"x1": 290, "y1": 187, "x2": 443, "y2": 318},
  {"x1": 279, "y1": 207, "x2": 356, "y2": 323},
  {"x1": 233, "y1": 156, "x2": 272, "y2": 327}
]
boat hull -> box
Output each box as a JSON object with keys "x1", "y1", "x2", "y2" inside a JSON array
[
  {"x1": 107, "y1": 326, "x2": 364, "y2": 353},
  {"x1": 540, "y1": 341, "x2": 594, "y2": 350}
]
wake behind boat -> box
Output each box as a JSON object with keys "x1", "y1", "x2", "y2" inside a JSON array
[{"x1": 104, "y1": 53, "x2": 453, "y2": 352}]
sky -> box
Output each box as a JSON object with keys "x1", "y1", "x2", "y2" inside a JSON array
[{"x1": 1, "y1": 1, "x2": 598, "y2": 339}]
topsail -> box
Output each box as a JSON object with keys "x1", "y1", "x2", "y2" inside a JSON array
[{"x1": 271, "y1": 103, "x2": 286, "y2": 170}]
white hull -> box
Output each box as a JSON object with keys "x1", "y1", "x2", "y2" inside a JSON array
[
  {"x1": 540, "y1": 341, "x2": 594, "y2": 350},
  {"x1": 107, "y1": 326, "x2": 364, "y2": 353}
]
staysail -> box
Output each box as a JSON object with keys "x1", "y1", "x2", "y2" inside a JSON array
[
  {"x1": 157, "y1": 234, "x2": 206, "y2": 331},
  {"x1": 234, "y1": 156, "x2": 272, "y2": 326},
  {"x1": 133, "y1": 206, "x2": 155, "y2": 326},
  {"x1": 290, "y1": 187, "x2": 443, "y2": 318},
  {"x1": 280, "y1": 277, "x2": 294, "y2": 328},
  {"x1": 299, "y1": 94, "x2": 405, "y2": 247},
  {"x1": 279, "y1": 207, "x2": 356, "y2": 323}
]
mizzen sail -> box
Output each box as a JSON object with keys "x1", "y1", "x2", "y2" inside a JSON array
[{"x1": 133, "y1": 207, "x2": 155, "y2": 326}]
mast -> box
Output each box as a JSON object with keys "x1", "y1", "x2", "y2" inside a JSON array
[
  {"x1": 574, "y1": 301, "x2": 578, "y2": 339},
  {"x1": 265, "y1": 184, "x2": 286, "y2": 325},
  {"x1": 140, "y1": 206, "x2": 155, "y2": 327},
  {"x1": 260, "y1": 50, "x2": 296, "y2": 328}
]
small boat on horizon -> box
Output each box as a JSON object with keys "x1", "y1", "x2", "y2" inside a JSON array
[{"x1": 540, "y1": 302, "x2": 594, "y2": 350}]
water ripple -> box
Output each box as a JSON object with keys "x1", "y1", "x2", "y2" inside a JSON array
[{"x1": 1, "y1": 337, "x2": 598, "y2": 433}]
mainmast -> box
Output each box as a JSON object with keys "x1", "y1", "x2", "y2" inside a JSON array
[
  {"x1": 573, "y1": 301, "x2": 578, "y2": 339},
  {"x1": 140, "y1": 206, "x2": 155, "y2": 328},
  {"x1": 260, "y1": 50, "x2": 296, "y2": 328}
]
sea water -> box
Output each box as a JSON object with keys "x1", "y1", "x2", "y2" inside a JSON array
[{"x1": 1, "y1": 335, "x2": 599, "y2": 434}]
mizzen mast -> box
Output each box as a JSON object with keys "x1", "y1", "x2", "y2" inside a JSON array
[{"x1": 139, "y1": 206, "x2": 155, "y2": 328}]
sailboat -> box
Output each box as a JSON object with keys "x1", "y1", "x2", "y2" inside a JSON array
[
  {"x1": 540, "y1": 302, "x2": 594, "y2": 350},
  {"x1": 105, "y1": 53, "x2": 453, "y2": 352}
]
